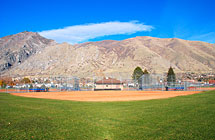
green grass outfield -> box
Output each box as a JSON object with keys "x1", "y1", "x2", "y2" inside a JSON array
[{"x1": 0, "y1": 91, "x2": 215, "y2": 140}]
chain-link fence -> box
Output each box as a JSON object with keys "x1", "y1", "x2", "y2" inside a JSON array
[
  {"x1": 1, "y1": 74, "x2": 215, "y2": 93},
  {"x1": 139, "y1": 74, "x2": 165, "y2": 91},
  {"x1": 139, "y1": 74, "x2": 215, "y2": 91}
]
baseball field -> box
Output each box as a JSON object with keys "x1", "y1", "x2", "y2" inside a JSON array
[
  {"x1": 0, "y1": 90, "x2": 215, "y2": 139},
  {"x1": 11, "y1": 90, "x2": 201, "y2": 102}
]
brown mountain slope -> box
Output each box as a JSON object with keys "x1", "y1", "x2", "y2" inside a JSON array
[
  {"x1": 0, "y1": 31, "x2": 56, "y2": 72},
  {"x1": 5, "y1": 35, "x2": 215, "y2": 78}
]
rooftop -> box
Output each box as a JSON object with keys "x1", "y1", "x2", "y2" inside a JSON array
[{"x1": 95, "y1": 77, "x2": 123, "y2": 84}]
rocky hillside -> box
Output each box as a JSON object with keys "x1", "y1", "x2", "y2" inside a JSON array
[
  {"x1": 1, "y1": 32, "x2": 215, "y2": 78},
  {"x1": 0, "y1": 31, "x2": 56, "y2": 72}
]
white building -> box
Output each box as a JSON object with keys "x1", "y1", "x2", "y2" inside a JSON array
[{"x1": 94, "y1": 77, "x2": 123, "y2": 91}]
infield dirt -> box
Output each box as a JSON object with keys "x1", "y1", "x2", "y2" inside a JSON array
[{"x1": 11, "y1": 90, "x2": 202, "y2": 102}]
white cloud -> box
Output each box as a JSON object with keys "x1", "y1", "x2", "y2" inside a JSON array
[{"x1": 38, "y1": 21, "x2": 153, "y2": 44}]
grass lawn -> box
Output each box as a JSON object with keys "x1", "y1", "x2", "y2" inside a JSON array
[{"x1": 0, "y1": 91, "x2": 215, "y2": 140}]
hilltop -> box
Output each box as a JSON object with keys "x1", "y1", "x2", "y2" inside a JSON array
[{"x1": 0, "y1": 32, "x2": 215, "y2": 78}]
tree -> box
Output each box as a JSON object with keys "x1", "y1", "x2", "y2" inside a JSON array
[
  {"x1": 45, "y1": 79, "x2": 50, "y2": 84},
  {"x1": 132, "y1": 67, "x2": 144, "y2": 81},
  {"x1": 142, "y1": 69, "x2": 150, "y2": 85},
  {"x1": 143, "y1": 69, "x2": 149, "y2": 74},
  {"x1": 167, "y1": 67, "x2": 176, "y2": 86},
  {"x1": 0, "y1": 80, "x2": 7, "y2": 88},
  {"x1": 41, "y1": 84, "x2": 46, "y2": 89},
  {"x1": 29, "y1": 84, "x2": 33, "y2": 89},
  {"x1": 0, "y1": 77, "x2": 15, "y2": 88},
  {"x1": 21, "y1": 78, "x2": 31, "y2": 84}
]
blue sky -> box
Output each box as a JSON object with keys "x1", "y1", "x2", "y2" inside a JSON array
[{"x1": 1, "y1": 0, "x2": 215, "y2": 44}]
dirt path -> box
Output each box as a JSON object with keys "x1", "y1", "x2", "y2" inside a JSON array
[{"x1": 10, "y1": 90, "x2": 202, "y2": 102}]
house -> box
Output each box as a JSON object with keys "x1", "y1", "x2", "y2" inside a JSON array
[{"x1": 94, "y1": 77, "x2": 123, "y2": 91}]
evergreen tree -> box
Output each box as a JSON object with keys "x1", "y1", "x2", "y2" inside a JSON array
[
  {"x1": 41, "y1": 84, "x2": 46, "y2": 89},
  {"x1": 143, "y1": 69, "x2": 149, "y2": 74},
  {"x1": 132, "y1": 67, "x2": 144, "y2": 80},
  {"x1": 29, "y1": 84, "x2": 33, "y2": 89},
  {"x1": 167, "y1": 67, "x2": 176, "y2": 85}
]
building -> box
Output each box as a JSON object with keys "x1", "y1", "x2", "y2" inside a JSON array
[
  {"x1": 209, "y1": 80, "x2": 215, "y2": 85},
  {"x1": 94, "y1": 77, "x2": 123, "y2": 91}
]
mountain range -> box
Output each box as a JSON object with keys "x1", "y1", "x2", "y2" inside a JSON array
[{"x1": 0, "y1": 31, "x2": 215, "y2": 79}]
